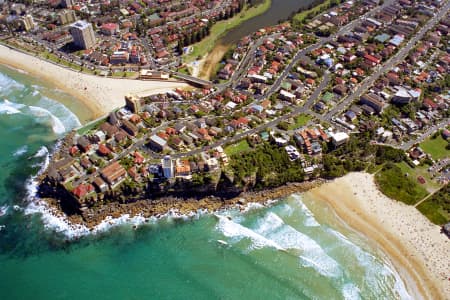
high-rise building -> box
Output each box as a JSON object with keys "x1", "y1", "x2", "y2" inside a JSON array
[
  {"x1": 61, "y1": 0, "x2": 74, "y2": 8},
  {"x1": 14, "y1": 14, "x2": 34, "y2": 31},
  {"x1": 58, "y1": 9, "x2": 76, "y2": 25},
  {"x1": 69, "y1": 20, "x2": 96, "y2": 50},
  {"x1": 125, "y1": 94, "x2": 144, "y2": 113},
  {"x1": 162, "y1": 156, "x2": 174, "y2": 179}
]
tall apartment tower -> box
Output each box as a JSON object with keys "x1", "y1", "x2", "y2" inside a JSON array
[
  {"x1": 58, "y1": 9, "x2": 77, "y2": 25},
  {"x1": 162, "y1": 155, "x2": 174, "y2": 179},
  {"x1": 125, "y1": 94, "x2": 144, "y2": 113},
  {"x1": 69, "y1": 20, "x2": 96, "y2": 49},
  {"x1": 61, "y1": 0, "x2": 74, "y2": 8},
  {"x1": 15, "y1": 14, "x2": 34, "y2": 31}
]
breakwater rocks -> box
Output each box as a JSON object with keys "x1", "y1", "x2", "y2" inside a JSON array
[{"x1": 48, "y1": 179, "x2": 325, "y2": 228}]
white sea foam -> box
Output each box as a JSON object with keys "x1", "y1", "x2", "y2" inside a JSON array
[
  {"x1": 0, "y1": 99, "x2": 24, "y2": 115},
  {"x1": 23, "y1": 202, "x2": 212, "y2": 239},
  {"x1": 33, "y1": 146, "x2": 49, "y2": 158},
  {"x1": 50, "y1": 115, "x2": 71, "y2": 135},
  {"x1": 37, "y1": 97, "x2": 81, "y2": 130},
  {"x1": 24, "y1": 200, "x2": 90, "y2": 238},
  {"x1": 241, "y1": 202, "x2": 265, "y2": 213},
  {"x1": 0, "y1": 205, "x2": 8, "y2": 216},
  {"x1": 296, "y1": 199, "x2": 320, "y2": 227},
  {"x1": 13, "y1": 145, "x2": 28, "y2": 157},
  {"x1": 326, "y1": 227, "x2": 413, "y2": 298},
  {"x1": 342, "y1": 283, "x2": 361, "y2": 300},
  {"x1": 0, "y1": 73, "x2": 25, "y2": 91},
  {"x1": 215, "y1": 215, "x2": 285, "y2": 251},
  {"x1": 32, "y1": 90, "x2": 39, "y2": 97},
  {"x1": 28, "y1": 105, "x2": 66, "y2": 135},
  {"x1": 92, "y1": 214, "x2": 147, "y2": 233},
  {"x1": 384, "y1": 263, "x2": 412, "y2": 300},
  {"x1": 255, "y1": 212, "x2": 342, "y2": 278}
]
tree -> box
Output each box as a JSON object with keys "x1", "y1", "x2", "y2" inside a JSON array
[{"x1": 277, "y1": 121, "x2": 289, "y2": 131}]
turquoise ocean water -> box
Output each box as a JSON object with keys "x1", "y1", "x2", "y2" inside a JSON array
[{"x1": 0, "y1": 67, "x2": 412, "y2": 299}]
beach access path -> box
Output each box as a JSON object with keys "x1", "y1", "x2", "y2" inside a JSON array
[{"x1": 0, "y1": 44, "x2": 188, "y2": 119}]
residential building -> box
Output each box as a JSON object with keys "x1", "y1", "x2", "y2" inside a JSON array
[
  {"x1": 330, "y1": 132, "x2": 350, "y2": 146},
  {"x1": 392, "y1": 87, "x2": 420, "y2": 104},
  {"x1": 360, "y1": 93, "x2": 385, "y2": 114},
  {"x1": 100, "y1": 161, "x2": 127, "y2": 187},
  {"x1": 58, "y1": 10, "x2": 76, "y2": 25},
  {"x1": 101, "y1": 23, "x2": 118, "y2": 36},
  {"x1": 139, "y1": 70, "x2": 170, "y2": 80},
  {"x1": 162, "y1": 155, "x2": 174, "y2": 179},
  {"x1": 175, "y1": 160, "x2": 191, "y2": 177},
  {"x1": 125, "y1": 94, "x2": 145, "y2": 113},
  {"x1": 15, "y1": 15, "x2": 34, "y2": 31},
  {"x1": 93, "y1": 177, "x2": 108, "y2": 192},
  {"x1": 122, "y1": 119, "x2": 139, "y2": 136},
  {"x1": 148, "y1": 135, "x2": 168, "y2": 152},
  {"x1": 72, "y1": 183, "x2": 94, "y2": 200},
  {"x1": 110, "y1": 51, "x2": 129, "y2": 65},
  {"x1": 69, "y1": 20, "x2": 96, "y2": 50}
]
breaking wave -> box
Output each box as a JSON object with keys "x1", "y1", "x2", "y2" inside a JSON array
[
  {"x1": 255, "y1": 212, "x2": 342, "y2": 278},
  {"x1": 0, "y1": 73, "x2": 81, "y2": 135},
  {"x1": 0, "y1": 99, "x2": 24, "y2": 115},
  {"x1": 215, "y1": 214, "x2": 285, "y2": 251},
  {"x1": 13, "y1": 145, "x2": 28, "y2": 157}
]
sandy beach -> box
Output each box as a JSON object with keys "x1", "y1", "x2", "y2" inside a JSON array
[
  {"x1": 0, "y1": 44, "x2": 188, "y2": 119},
  {"x1": 308, "y1": 172, "x2": 449, "y2": 300}
]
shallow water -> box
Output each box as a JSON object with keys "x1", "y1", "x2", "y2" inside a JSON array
[{"x1": 0, "y1": 68, "x2": 412, "y2": 299}]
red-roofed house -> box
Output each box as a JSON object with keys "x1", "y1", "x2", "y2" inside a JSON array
[
  {"x1": 230, "y1": 117, "x2": 249, "y2": 129},
  {"x1": 98, "y1": 144, "x2": 111, "y2": 156},
  {"x1": 422, "y1": 98, "x2": 438, "y2": 111},
  {"x1": 364, "y1": 54, "x2": 381, "y2": 66},
  {"x1": 133, "y1": 151, "x2": 145, "y2": 164},
  {"x1": 72, "y1": 183, "x2": 94, "y2": 199},
  {"x1": 101, "y1": 23, "x2": 118, "y2": 35},
  {"x1": 69, "y1": 146, "x2": 79, "y2": 156}
]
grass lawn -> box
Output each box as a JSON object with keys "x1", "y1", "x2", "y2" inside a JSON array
[
  {"x1": 225, "y1": 140, "x2": 251, "y2": 157},
  {"x1": 419, "y1": 135, "x2": 449, "y2": 160},
  {"x1": 396, "y1": 161, "x2": 443, "y2": 192},
  {"x1": 416, "y1": 184, "x2": 450, "y2": 225},
  {"x1": 375, "y1": 162, "x2": 429, "y2": 205},
  {"x1": 112, "y1": 71, "x2": 137, "y2": 78},
  {"x1": 366, "y1": 163, "x2": 384, "y2": 174},
  {"x1": 183, "y1": 0, "x2": 271, "y2": 62},
  {"x1": 288, "y1": 114, "x2": 313, "y2": 130},
  {"x1": 417, "y1": 200, "x2": 449, "y2": 225},
  {"x1": 178, "y1": 67, "x2": 191, "y2": 75}
]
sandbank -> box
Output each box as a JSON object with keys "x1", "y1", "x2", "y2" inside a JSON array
[
  {"x1": 0, "y1": 44, "x2": 188, "y2": 119},
  {"x1": 308, "y1": 172, "x2": 449, "y2": 300}
]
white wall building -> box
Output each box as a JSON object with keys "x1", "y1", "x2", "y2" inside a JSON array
[{"x1": 69, "y1": 20, "x2": 96, "y2": 49}]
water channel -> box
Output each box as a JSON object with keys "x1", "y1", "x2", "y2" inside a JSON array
[{"x1": 220, "y1": 0, "x2": 317, "y2": 45}]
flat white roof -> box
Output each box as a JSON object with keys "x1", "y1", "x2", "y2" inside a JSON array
[
  {"x1": 71, "y1": 20, "x2": 91, "y2": 29},
  {"x1": 331, "y1": 132, "x2": 349, "y2": 142}
]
